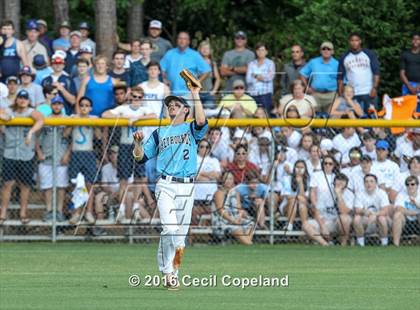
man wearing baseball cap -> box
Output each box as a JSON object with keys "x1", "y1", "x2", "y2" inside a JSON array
[
  {"x1": 40, "y1": 53, "x2": 76, "y2": 115},
  {"x1": 23, "y1": 19, "x2": 49, "y2": 71},
  {"x1": 65, "y1": 31, "x2": 82, "y2": 75},
  {"x1": 79, "y1": 22, "x2": 96, "y2": 56},
  {"x1": 33, "y1": 54, "x2": 53, "y2": 85},
  {"x1": 220, "y1": 31, "x2": 255, "y2": 91},
  {"x1": 52, "y1": 21, "x2": 71, "y2": 52},
  {"x1": 299, "y1": 41, "x2": 339, "y2": 113},
  {"x1": 148, "y1": 20, "x2": 172, "y2": 62},
  {"x1": 18, "y1": 66, "x2": 45, "y2": 107},
  {"x1": 37, "y1": 19, "x2": 53, "y2": 55},
  {"x1": 4, "y1": 76, "x2": 19, "y2": 106}
]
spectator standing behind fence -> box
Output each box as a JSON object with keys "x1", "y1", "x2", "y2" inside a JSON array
[
  {"x1": 41, "y1": 53, "x2": 76, "y2": 115},
  {"x1": 22, "y1": 20, "x2": 49, "y2": 72},
  {"x1": 280, "y1": 44, "x2": 306, "y2": 96},
  {"x1": 353, "y1": 174, "x2": 393, "y2": 247},
  {"x1": 147, "y1": 20, "x2": 172, "y2": 62},
  {"x1": 246, "y1": 42, "x2": 275, "y2": 112},
  {"x1": 299, "y1": 41, "x2": 338, "y2": 113},
  {"x1": 79, "y1": 22, "x2": 96, "y2": 57},
  {"x1": 160, "y1": 31, "x2": 211, "y2": 97},
  {"x1": 4, "y1": 76, "x2": 19, "y2": 106},
  {"x1": 65, "y1": 97, "x2": 100, "y2": 225},
  {"x1": 33, "y1": 55, "x2": 53, "y2": 86},
  {"x1": 220, "y1": 31, "x2": 255, "y2": 91},
  {"x1": 36, "y1": 95, "x2": 70, "y2": 222},
  {"x1": 140, "y1": 61, "x2": 169, "y2": 117},
  {"x1": 18, "y1": 66, "x2": 45, "y2": 108},
  {"x1": 109, "y1": 50, "x2": 130, "y2": 85},
  {"x1": 102, "y1": 86, "x2": 156, "y2": 223},
  {"x1": 400, "y1": 32, "x2": 420, "y2": 102},
  {"x1": 37, "y1": 20, "x2": 53, "y2": 56},
  {"x1": 278, "y1": 79, "x2": 317, "y2": 118},
  {"x1": 330, "y1": 85, "x2": 364, "y2": 118},
  {"x1": 64, "y1": 31, "x2": 82, "y2": 76},
  {"x1": 0, "y1": 20, "x2": 29, "y2": 83},
  {"x1": 219, "y1": 79, "x2": 257, "y2": 118},
  {"x1": 129, "y1": 40, "x2": 153, "y2": 87},
  {"x1": 73, "y1": 58, "x2": 90, "y2": 93},
  {"x1": 123, "y1": 39, "x2": 142, "y2": 70},
  {"x1": 77, "y1": 55, "x2": 119, "y2": 116},
  {"x1": 212, "y1": 171, "x2": 253, "y2": 245},
  {"x1": 36, "y1": 85, "x2": 60, "y2": 116},
  {"x1": 0, "y1": 89, "x2": 44, "y2": 225},
  {"x1": 338, "y1": 33, "x2": 380, "y2": 115},
  {"x1": 392, "y1": 175, "x2": 420, "y2": 246},
  {"x1": 52, "y1": 21, "x2": 71, "y2": 52},
  {"x1": 198, "y1": 41, "x2": 221, "y2": 110}
]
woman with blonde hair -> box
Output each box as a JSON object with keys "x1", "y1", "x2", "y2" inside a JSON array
[
  {"x1": 198, "y1": 40, "x2": 221, "y2": 109},
  {"x1": 330, "y1": 85, "x2": 363, "y2": 118},
  {"x1": 77, "y1": 55, "x2": 121, "y2": 116}
]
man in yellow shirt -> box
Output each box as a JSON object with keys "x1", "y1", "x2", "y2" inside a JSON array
[{"x1": 219, "y1": 79, "x2": 257, "y2": 117}]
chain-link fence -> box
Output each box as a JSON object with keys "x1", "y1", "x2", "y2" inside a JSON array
[{"x1": 0, "y1": 119, "x2": 419, "y2": 246}]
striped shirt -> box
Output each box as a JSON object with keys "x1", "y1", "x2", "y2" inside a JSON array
[{"x1": 246, "y1": 58, "x2": 275, "y2": 96}]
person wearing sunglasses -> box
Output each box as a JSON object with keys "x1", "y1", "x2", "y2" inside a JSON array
[
  {"x1": 299, "y1": 41, "x2": 339, "y2": 113},
  {"x1": 280, "y1": 44, "x2": 306, "y2": 97},
  {"x1": 102, "y1": 86, "x2": 157, "y2": 223},
  {"x1": 219, "y1": 79, "x2": 257, "y2": 118},
  {"x1": 338, "y1": 32, "x2": 380, "y2": 115},
  {"x1": 392, "y1": 156, "x2": 420, "y2": 194},
  {"x1": 226, "y1": 144, "x2": 260, "y2": 185},
  {"x1": 392, "y1": 176, "x2": 420, "y2": 246},
  {"x1": 132, "y1": 83, "x2": 208, "y2": 290},
  {"x1": 353, "y1": 174, "x2": 393, "y2": 246},
  {"x1": 36, "y1": 84, "x2": 63, "y2": 116}
]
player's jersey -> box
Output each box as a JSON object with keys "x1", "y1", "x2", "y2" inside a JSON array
[
  {"x1": 72, "y1": 116, "x2": 96, "y2": 151},
  {"x1": 141, "y1": 120, "x2": 208, "y2": 178}
]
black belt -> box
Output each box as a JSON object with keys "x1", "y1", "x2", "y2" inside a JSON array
[{"x1": 161, "y1": 175, "x2": 195, "y2": 183}]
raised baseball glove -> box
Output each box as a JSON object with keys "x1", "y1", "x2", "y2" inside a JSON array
[{"x1": 180, "y1": 69, "x2": 202, "y2": 90}]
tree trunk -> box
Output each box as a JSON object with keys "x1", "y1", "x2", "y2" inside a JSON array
[
  {"x1": 53, "y1": 0, "x2": 69, "y2": 29},
  {"x1": 127, "y1": 0, "x2": 144, "y2": 41},
  {"x1": 95, "y1": 0, "x2": 117, "y2": 60},
  {"x1": 3, "y1": 0, "x2": 21, "y2": 38}
]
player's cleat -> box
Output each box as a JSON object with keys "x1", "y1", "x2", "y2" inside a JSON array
[
  {"x1": 173, "y1": 247, "x2": 184, "y2": 270},
  {"x1": 164, "y1": 273, "x2": 180, "y2": 291}
]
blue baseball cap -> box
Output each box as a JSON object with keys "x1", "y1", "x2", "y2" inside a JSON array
[
  {"x1": 26, "y1": 19, "x2": 38, "y2": 31},
  {"x1": 33, "y1": 54, "x2": 47, "y2": 68},
  {"x1": 79, "y1": 22, "x2": 90, "y2": 29},
  {"x1": 17, "y1": 89, "x2": 30, "y2": 99},
  {"x1": 164, "y1": 95, "x2": 190, "y2": 108},
  {"x1": 376, "y1": 140, "x2": 389, "y2": 150},
  {"x1": 51, "y1": 95, "x2": 64, "y2": 104}
]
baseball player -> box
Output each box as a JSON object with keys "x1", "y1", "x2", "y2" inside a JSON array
[{"x1": 132, "y1": 85, "x2": 207, "y2": 290}]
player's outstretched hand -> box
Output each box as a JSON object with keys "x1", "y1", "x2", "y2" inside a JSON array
[{"x1": 133, "y1": 131, "x2": 144, "y2": 143}]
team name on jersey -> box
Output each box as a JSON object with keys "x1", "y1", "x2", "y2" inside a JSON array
[{"x1": 158, "y1": 133, "x2": 191, "y2": 152}]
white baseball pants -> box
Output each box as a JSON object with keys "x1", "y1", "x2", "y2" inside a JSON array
[{"x1": 155, "y1": 178, "x2": 195, "y2": 274}]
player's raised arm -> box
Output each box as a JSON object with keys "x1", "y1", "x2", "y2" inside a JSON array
[{"x1": 190, "y1": 86, "x2": 206, "y2": 126}]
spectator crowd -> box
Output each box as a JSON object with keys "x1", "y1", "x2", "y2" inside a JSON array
[{"x1": 0, "y1": 18, "x2": 419, "y2": 245}]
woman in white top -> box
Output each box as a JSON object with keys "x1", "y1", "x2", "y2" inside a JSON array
[
  {"x1": 392, "y1": 176, "x2": 420, "y2": 246},
  {"x1": 278, "y1": 79, "x2": 317, "y2": 118}
]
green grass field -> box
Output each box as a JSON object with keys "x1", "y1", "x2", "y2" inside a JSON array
[{"x1": 1, "y1": 243, "x2": 419, "y2": 310}]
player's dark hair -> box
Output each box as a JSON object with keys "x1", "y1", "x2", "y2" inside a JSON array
[{"x1": 363, "y1": 173, "x2": 378, "y2": 183}]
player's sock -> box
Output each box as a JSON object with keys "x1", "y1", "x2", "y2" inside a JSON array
[
  {"x1": 357, "y1": 237, "x2": 365, "y2": 247},
  {"x1": 381, "y1": 238, "x2": 388, "y2": 246}
]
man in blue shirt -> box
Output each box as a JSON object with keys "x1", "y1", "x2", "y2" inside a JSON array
[
  {"x1": 160, "y1": 32, "x2": 210, "y2": 96},
  {"x1": 132, "y1": 83, "x2": 207, "y2": 290},
  {"x1": 300, "y1": 41, "x2": 339, "y2": 113}
]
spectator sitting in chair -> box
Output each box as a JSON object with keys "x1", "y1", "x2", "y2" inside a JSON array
[
  {"x1": 212, "y1": 171, "x2": 254, "y2": 245},
  {"x1": 392, "y1": 155, "x2": 420, "y2": 194},
  {"x1": 226, "y1": 144, "x2": 260, "y2": 185},
  {"x1": 219, "y1": 79, "x2": 257, "y2": 118},
  {"x1": 360, "y1": 131, "x2": 377, "y2": 161},
  {"x1": 392, "y1": 176, "x2": 420, "y2": 246},
  {"x1": 235, "y1": 170, "x2": 268, "y2": 229},
  {"x1": 330, "y1": 85, "x2": 364, "y2": 118},
  {"x1": 302, "y1": 173, "x2": 353, "y2": 246},
  {"x1": 278, "y1": 79, "x2": 317, "y2": 118},
  {"x1": 353, "y1": 174, "x2": 393, "y2": 246}
]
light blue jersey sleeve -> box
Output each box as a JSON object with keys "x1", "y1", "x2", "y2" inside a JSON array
[
  {"x1": 138, "y1": 130, "x2": 159, "y2": 163},
  {"x1": 189, "y1": 120, "x2": 209, "y2": 143}
]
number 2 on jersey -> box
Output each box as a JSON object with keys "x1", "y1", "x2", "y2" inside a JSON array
[{"x1": 183, "y1": 149, "x2": 189, "y2": 160}]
